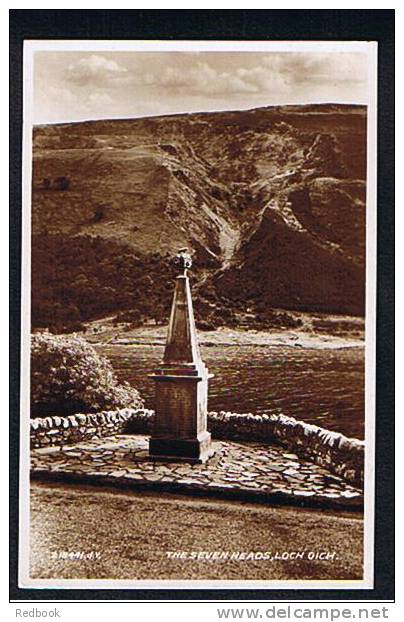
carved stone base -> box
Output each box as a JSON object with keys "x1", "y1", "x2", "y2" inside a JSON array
[{"x1": 149, "y1": 431, "x2": 215, "y2": 463}]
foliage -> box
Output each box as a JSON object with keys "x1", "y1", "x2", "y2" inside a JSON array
[
  {"x1": 54, "y1": 176, "x2": 70, "y2": 191},
  {"x1": 31, "y1": 332, "x2": 143, "y2": 416},
  {"x1": 195, "y1": 318, "x2": 218, "y2": 331},
  {"x1": 31, "y1": 233, "x2": 307, "y2": 334},
  {"x1": 31, "y1": 234, "x2": 178, "y2": 332},
  {"x1": 113, "y1": 309, "x2": 143, "y2": 326}
]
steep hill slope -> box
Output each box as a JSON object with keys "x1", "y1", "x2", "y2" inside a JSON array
[{"x1": 31, "y1": 103, "x2": 366, "y2": 329}]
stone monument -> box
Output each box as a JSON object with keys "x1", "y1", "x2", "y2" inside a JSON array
[{"x1": 149, "y1": 248, "x2": 215, "y2": 463}]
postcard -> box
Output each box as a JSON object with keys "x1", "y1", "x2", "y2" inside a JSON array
[{"x1": 17, "y1": 38, "x2": 378, "y2": 591}]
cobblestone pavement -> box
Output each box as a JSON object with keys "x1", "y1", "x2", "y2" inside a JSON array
[{"x1": 31, "y1": 435, "x2": 363, "y2": 509}]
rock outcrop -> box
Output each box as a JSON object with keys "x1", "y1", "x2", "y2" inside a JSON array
[{"x1": 31, "y1": 103, "x2": 366, "y2": 323}]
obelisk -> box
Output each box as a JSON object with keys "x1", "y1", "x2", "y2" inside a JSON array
[{"x1": 149, "y1": 249, "x2": 215, "y2": 463}]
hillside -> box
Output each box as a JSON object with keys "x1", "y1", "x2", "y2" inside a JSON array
[{"x1": 31, "y1": 103, "x2": 366, "y2": 331}]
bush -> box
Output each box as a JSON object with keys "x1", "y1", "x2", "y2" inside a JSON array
[
  {"x1": 31, "y1": 333, "x2": 143, "y2": 417},
  {"x1": 113, "y1": 309, "x2": 143, "y2": 326},
  {"x1": 215, "y1": 306, "x2": 237, "y2": 326},
  {"x1": 54, "y1": 176, "x2": 70, "y2": 191},
  {"x1": 48, "y1": 321, "x2": 86, "y2": 334},
  {"x1": 196, "y1": 318, "x2": 218, "y2": 331},
  {"x1": 254, "y1": 307, "x2": 303, "y2": 329}
]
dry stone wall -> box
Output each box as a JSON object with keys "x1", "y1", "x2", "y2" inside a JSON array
[
  {"x1": 30, "y1": 407, "x2": 364, "y2": 487},
  {"x1": 29, "y1": 409, "x2": 152, "y2": 448}
]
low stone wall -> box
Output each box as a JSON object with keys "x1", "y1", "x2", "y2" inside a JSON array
[
  {"x1": 30, "y1": 409, "x2": 153, "y2": 449},
  {"x1": 30, "y1": 408, "x2": 364, "y2": 487},
  {"x1": 207, "y1": 411, "x2": 364, "y2": 487}
]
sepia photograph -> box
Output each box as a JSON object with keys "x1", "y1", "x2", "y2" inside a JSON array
[{"x1": 18, "y1": 39, "x2": 377, "y2": 589}]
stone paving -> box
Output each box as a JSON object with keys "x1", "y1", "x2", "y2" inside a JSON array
[{"x1": 30, "y1": 434, "x2": 363, "y2": 509}]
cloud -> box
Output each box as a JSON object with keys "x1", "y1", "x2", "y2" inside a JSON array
[
  {"x1": 33, "y1": 50, "x2": 369, "y2": 124},
  {"x1": 263, "y1": 53, "x2": 367, "y2": 86},
  {"x1": 155, "y1": 54, "x2": 367, "y2": 100},
  {"x1": 153, "y1": 54, "x2": 364, "y2": 99},
  {"x1": 157, "y1": 61, "x2": 290, "y2": 97},
  {"x1": 87, "y1": 92, "x2": 114, "y2": 107},
  {"x1": 66, "y1": 54, "x2": 128, "y2": 87},
  {"x1": 235, "y1": 65, "x2": 289, "y2": 93},
  {"x1": 46, "y1": 85, "x2": 78, "y2": 104}
]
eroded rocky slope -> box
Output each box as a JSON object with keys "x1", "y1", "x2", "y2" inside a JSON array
[{"x1": 31, "y1": 103, "x2": 366, "y2": 329}]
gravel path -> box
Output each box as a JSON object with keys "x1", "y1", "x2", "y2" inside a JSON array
[{"x1": 30, "y1": 481, "x2": 363, "y2": 581}]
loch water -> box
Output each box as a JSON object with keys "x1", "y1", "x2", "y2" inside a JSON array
[{"x1": 98, "y1": 342, "x2": 365, "y2": 440}]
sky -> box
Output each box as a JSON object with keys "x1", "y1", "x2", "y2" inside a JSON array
[{"x1": 32, "y1": 50, "x2": 369, "y2": 124}]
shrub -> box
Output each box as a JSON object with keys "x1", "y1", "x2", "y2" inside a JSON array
[
  {"x1": 113, "y1": 309, "x2": 143, "y2": 326},
  {"x1": 196, "y1": 318, "x2": 218, "y2": 331},
  {"x1": 48, "y1": 321, "x2": 86, "y2": 334},
  {"x1": 31, "y1": 333, "x2": 143, "y2": 417},
  {"x1": 54, "y1": 176, "x2": 70, "y2": 191},
  {"x1": 215, "y1": 306, "x2": 237, "y2": 326},
  {"x1": 254, "y1": 307, "x2": 303, "y2": 329}
]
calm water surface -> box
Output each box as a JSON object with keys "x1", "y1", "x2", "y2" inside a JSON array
[{"x1": 98, "y1": 344, "x2": 365, "y2": 440}]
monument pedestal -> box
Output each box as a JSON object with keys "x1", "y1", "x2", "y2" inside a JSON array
[
  {"x1": 149, "y1": 362, "x2": 214, "y2": 463},
  {"x1": 149, "y1": 431, "x2": 214, "y2": 464},
  {"x1": 149, "y1": 263, "x2": 214, "y2": 463}
]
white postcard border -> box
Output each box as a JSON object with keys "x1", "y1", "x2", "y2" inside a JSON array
[{"x1": 19, "y1": 39, "x2": 378, "y2": 591}]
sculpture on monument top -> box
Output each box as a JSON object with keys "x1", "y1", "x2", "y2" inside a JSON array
[{"x1": 173, "y1": 247, "x2": 193, "y2": 275}]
